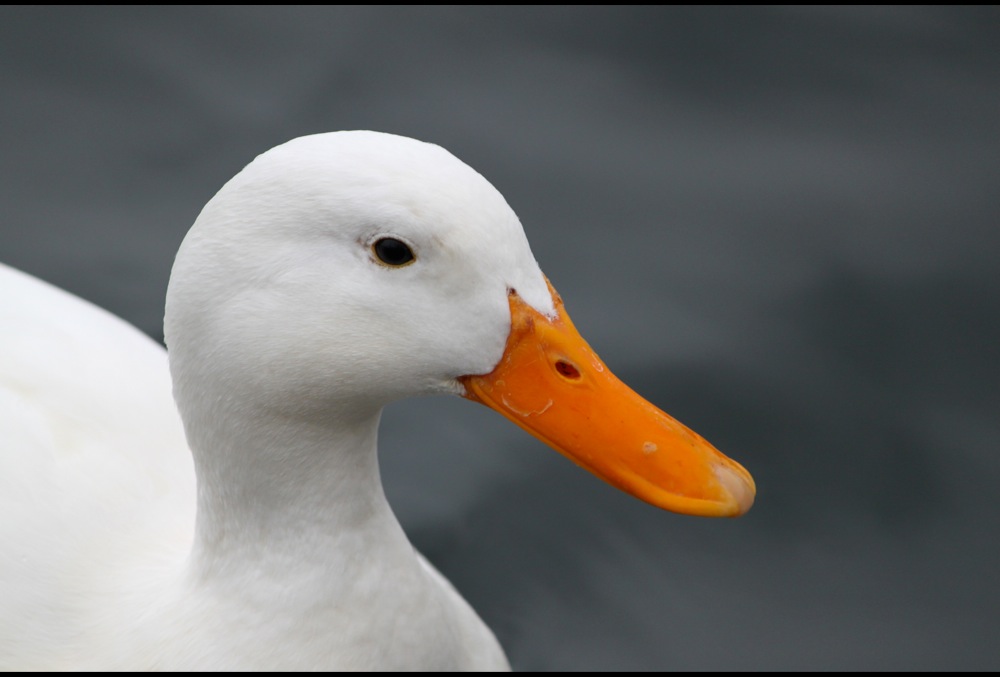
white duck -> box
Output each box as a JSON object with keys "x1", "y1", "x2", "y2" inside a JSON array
[{"x1": 0, "y1": 131, "x2": 754, "y2": 670}]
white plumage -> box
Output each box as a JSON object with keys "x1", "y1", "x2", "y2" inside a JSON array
[{"x1": 0, "y1": 132, "x2": 538, "y2": 669}]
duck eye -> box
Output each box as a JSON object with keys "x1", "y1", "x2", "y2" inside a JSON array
[{"x1": 372, "y1": 237, "x2": 415, "y2": 267}]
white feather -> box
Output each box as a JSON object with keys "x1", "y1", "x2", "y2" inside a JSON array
[{"x1": 0, "y1": 131, "x2": 565, "y2": 670}]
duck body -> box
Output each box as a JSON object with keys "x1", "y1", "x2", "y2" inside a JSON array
[
  {"x1": 0, "y1": 131, "x2": 753, "y2": 670},
  {"x1": 0, "y1": 266, "x2": 504, "y2": 670}
]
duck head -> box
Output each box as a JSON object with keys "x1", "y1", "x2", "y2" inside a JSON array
[{"x1": 165, "y1": 130, "x2": 753, "y2": 519}]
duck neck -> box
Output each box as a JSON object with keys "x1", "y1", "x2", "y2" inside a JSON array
[{"x1": 185, "y1": 403, "x2": 408, "y2": 577}]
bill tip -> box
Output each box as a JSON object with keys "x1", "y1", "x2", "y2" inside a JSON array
[{"x1": 715, "y1": 464, "x2": 756, "y2": 516}]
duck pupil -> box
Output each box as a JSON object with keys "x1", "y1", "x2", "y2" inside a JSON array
[{"x1": 374, "y1": 238, "x2": 414, "y2": 266}]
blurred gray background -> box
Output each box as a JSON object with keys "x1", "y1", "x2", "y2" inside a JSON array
[{"x1": 1, "y1": 6, "x2": 998, "y2": 670}]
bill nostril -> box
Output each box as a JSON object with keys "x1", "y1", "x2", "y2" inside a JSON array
[{"x1": 555, "y1": 360, "x2": 581, "y2": 380}]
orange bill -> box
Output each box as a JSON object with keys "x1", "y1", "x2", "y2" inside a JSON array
[{"x1": 459, "y1": 280, "x2": 755, "y2": 517}]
